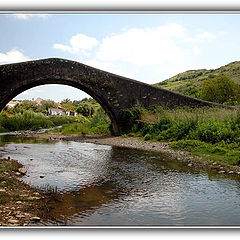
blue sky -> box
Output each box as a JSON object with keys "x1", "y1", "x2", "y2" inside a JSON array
[{"x1": 1, "y1": 13, "x2": 240, "y2": 102}]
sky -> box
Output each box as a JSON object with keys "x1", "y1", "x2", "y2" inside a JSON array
[{"x1": 1, "y1": 13, "x2": 240, "y2": 102}]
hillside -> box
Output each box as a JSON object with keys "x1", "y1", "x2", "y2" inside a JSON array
[{"x1": 154, "y1": 61, "x2": 240, "y2": 99}]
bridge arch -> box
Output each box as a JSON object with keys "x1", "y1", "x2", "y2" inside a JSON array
[
  {"x1": 0, "y1": 58, "x2": 221, "y2": 135},
  {"x1": 2, "y1": 81, "x2": 119, "y2": 134}
]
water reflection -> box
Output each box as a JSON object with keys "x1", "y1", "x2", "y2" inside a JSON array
[{"x1": 1, "y1": 138, "x2": 240, "y2": 226}]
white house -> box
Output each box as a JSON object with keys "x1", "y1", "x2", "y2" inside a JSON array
[
  {"x1": 6, "y1": 100, "x2": 19, "y2": 108},
  {"x1": 48, "y1": 108, "x2": 65, "y2": 116},
  {"x1": 65, "y1": 109, "x2": 77, "y2": 117}
]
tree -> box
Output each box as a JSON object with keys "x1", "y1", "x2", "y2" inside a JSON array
[
  {"x1": 9, "y1": 100, "x2": 41, "y2": 114},
  {"x1": 40, "y1": 100, "x2": 58, "y2": 114},
  {"x1": 201, "y1": 75, "x2": 240, "y2": 104},
  {"x1": 61, "y1": 98, "x2": 71, "y2": 104}
]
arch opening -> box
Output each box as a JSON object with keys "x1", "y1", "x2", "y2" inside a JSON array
[{"x1": 0, "y1": 80, "x2": 120, "y2": 135}]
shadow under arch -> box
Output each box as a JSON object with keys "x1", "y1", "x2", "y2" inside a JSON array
[{"x1": 1, "y1": 79, "x2": 120, "y2": 135}]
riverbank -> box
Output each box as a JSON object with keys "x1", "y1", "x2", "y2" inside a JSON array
[
  {"x1": 0, "y1": 158, "x2": 49, "y2": 226},
  {"x1": 29, "y1": 132, "x2": 240, "y2": 177}
]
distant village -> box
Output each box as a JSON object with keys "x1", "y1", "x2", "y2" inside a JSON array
[{"x1": 6, "y1": 97, "x2": 77, "y2": 117}]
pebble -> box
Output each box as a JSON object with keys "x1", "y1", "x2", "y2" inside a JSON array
[
  {"x1": 30, "y1": 216, "x2": 41, "y2": 222},
  {"x1": 188, "y1": 163, "x2": 193, "y2": 167},
  {"x1": 15, "y1": 215, "x2": 26, "y2": 219},
  {"x1": 0, "y1": 188, "x2": 6, "y2": 192},
  {"x1": 8, "y1": 219, "x2": 19, "y2": 224},
  {"x1": 18, "y1": 167, "x2": 27, "y2": 175},
  {"x1": 218, "y1": 170, "x2": 225, "y2": 174},
  {"x1": 28, "y1": 196, "x2": 41, "y2": 200}
]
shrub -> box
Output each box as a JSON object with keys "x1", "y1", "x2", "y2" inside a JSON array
[
  {"x1": 201, "y1": 75, "x2": 240, "y2": 104},
  {"x1": 118, "y1": 107, "x2": 141, "y2": 133},
  {"x1": 189, "y1": 120, "x2": 239, "y2": 144}
]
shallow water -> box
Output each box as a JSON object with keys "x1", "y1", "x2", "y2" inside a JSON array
[{"x1": 1, "y1": 136, "x2": 240, "y2": 226}]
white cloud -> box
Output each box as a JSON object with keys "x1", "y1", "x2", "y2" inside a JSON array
[
  {"x1": 12, "y1": 14, "x2": 50, "y2": 19},
  {"x1": 219, "y1": 31, "x2": 228, "y2": 36},
  {"x1": 96, "y1": 23, "x2": 187, "y2": 65},
  {"x1": 54, "y1": 33, "x2": 99, "y2": 56},
  {"x1": 83, "y1": 59, "x2": 134, "y2": 78},
  {"x1": 0, "y1": 49, "x2": 31, "y2": 64},
  {"x1": 52, "y1": 23, "x2": 217, "y2": 84},
  {"x1": 156, "y1": 62, "x2": 220, "y2": 82},
  {"x1": 20, "y1": 88, "x2": 42, "y2": 96},
  {"x1": 184, "y1": 31, "x2": 214, "y2": 43},
  {"x1": 193, "y1": 46, "x2": 201, "y2": 55},
  {"x1": 53, "y1": 44, "x2": 72, "y2": 53}
]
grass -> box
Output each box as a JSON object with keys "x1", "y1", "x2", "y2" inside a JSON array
[
  {"x1": 154, "y1": 61, "x2": 240, "y2": 99},
  {"x1": 49, "y1": 110, "x2": 111, "y2": 135},
  {"x1": 0, "y1": 108, "x2": 111, "y2": 135},
  {"x1": 170, "y1": 140, "x2": 240, "y2": 166},
  {"x1": 0, "y1": 110, "x2": 78, "y2": 132},
  {"x1": 140, "y1": 106, "x2": 239, "y2": 122},
  {"x1": 126, "y1": 106, "x2": 240, "y2": 166}
]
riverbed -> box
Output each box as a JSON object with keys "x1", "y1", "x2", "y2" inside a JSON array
[{"x1": 1, "y1": 135, "x2": 240, "y2": 226}]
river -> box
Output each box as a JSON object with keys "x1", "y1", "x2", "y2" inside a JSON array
[{"x1": 0, "y1": 135, "x2": 240, "y2": 226}]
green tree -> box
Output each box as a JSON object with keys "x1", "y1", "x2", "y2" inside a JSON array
[
  {"x1": 40, "y1": 100, "x2": 58, "y2": 114},
  {"x1": 9, "y1": 100, "x2": 41, "y2": 114},
  {"x1": 201, "y1": 75, "x2": 240, "y2": 104},
  {"x1": 61, "y1": 98, "x2": 71, "y2": 104}
]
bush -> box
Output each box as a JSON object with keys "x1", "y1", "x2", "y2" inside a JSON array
[
  {"x1": 118, "y1": 107, "x2": 141, "y2": 133},
  {"x1": 201, "y1": 75, "x2": 240, "y2": 104},
  {"x1": 189, "y1": 120, "x2": 240, "y2": 144}
]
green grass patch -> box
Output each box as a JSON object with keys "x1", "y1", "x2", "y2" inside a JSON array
[
  {"x1": 48, "y1": 110, "x2": 111, "y2": 135},
  {"x1": 125, "y1": 106, "x2": 240, "y2": 166},
  {"x1": 170, "y1": 139, "x2": 240, "y2": 165},
  {"x1": 0, "y1": 110, "x2": 78, "y2": 132}
]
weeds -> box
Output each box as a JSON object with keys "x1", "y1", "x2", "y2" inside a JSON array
[
  {"x1": 125, "y1": 106, "x2": 240, "y2": 165},
  {"x1": 0, "y1": 110, "x2": 78, "y2": 132}
]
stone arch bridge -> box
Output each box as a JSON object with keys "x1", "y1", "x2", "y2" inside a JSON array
[{"x1": 0, "y1": 58, "x2": 222, "y2": 135}]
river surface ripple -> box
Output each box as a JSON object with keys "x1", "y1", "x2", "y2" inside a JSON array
[{"x1": 0, "y1": 135, "x2": 240, "y2": 226}]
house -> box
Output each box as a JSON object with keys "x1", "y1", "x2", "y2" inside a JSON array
[
  {"x1": 48, "y1": 108, "x2": 65, "y2": 116},
  {"x1": 56, "y1": 102, "x2": 62, "y2": 108},
  {"x1": 35, "y1": 97, "x2": 44, "y2": 105},
  {"x1": 65, "y1": 109, "x2": 77, "y2": 117},
  {"x1": 6, "y1": 100, "x2": 19, "y2": 108}
]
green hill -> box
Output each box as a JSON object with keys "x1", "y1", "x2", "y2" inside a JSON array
[{"x1": 154, "y1": 61, "x2": 240, "y2": 99}]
